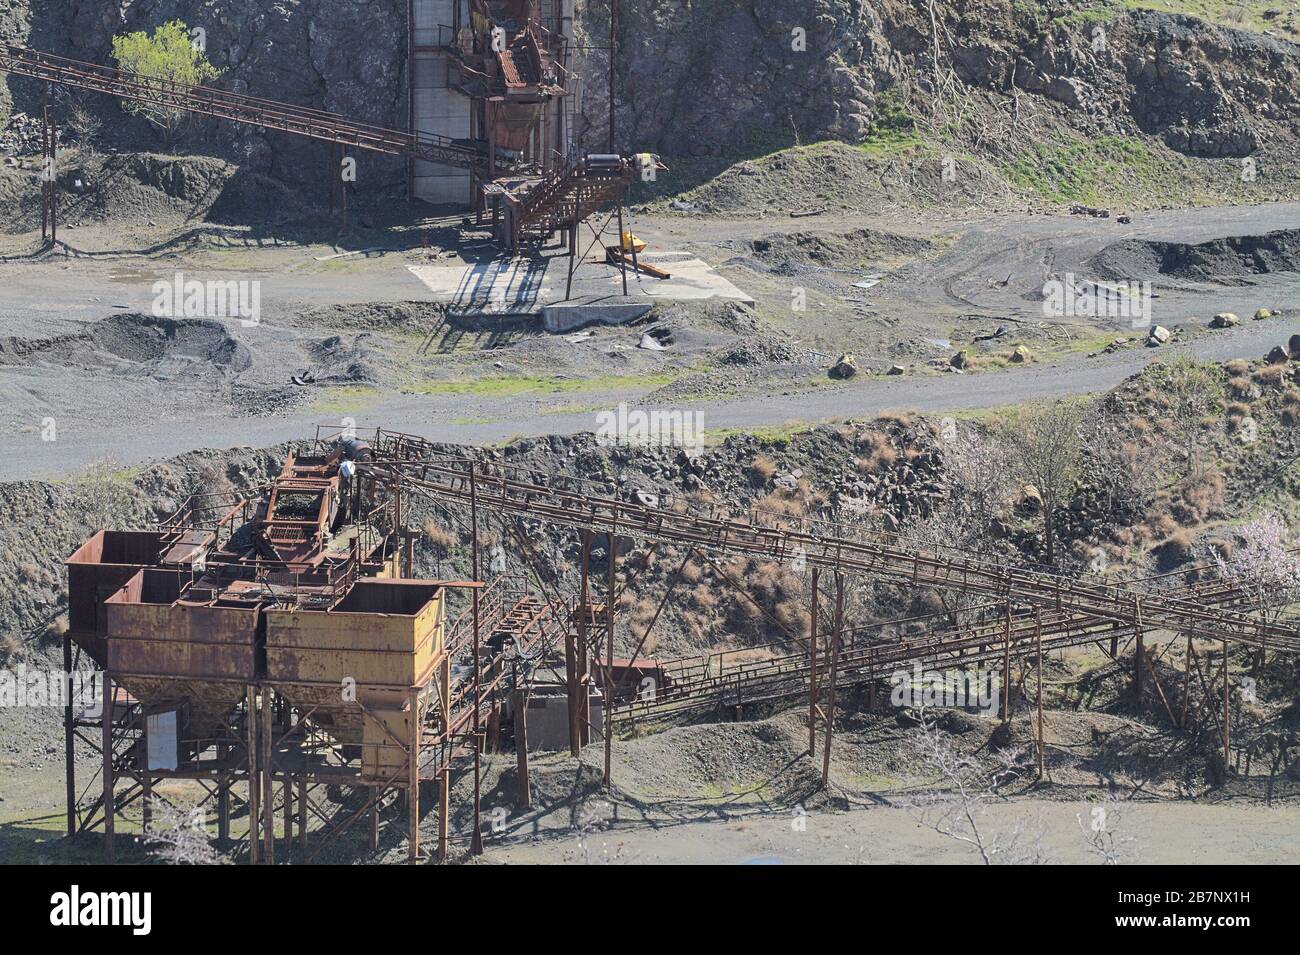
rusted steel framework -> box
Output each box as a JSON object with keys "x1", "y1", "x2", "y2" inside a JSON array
[
  {"x1": 361, "y1": 451, "x2": 1300, "y2": 654},
  {"x1": 64, "y1": 436, "x2": 563, "y2": 864},
  {"x1": 361, "y1": 429, "x2": 1300, "y2": 791},
  {"x1": 611, "y1": 572, "x2": 1259, "y2": 723},
  {"x1": 0, "y1": 43, "x2": 489, "y2": 171},
  {"x1": 3, "y1": 35, "x2": 642, "y2": 253},
  {"x1": 68, "y1": 426, "x2": 1290, "y2": 861}
]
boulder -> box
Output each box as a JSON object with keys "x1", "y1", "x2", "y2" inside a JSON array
[
  {"x1": 828, "y1": 354, "x2": 859, "y2": 379},
  {"x1": 1009, "y1": 345, "x2": 1031, "y2": 363},
  {"x1": 887, "y1": 363, "x2": 906, "y2": 376},
  {"x1": 1254, "y1": 308, "x2": 1274, "y2": 320},
  {"x1": 1019, "y1": 484, "x2": 1043, "y2": 512},
  {"x1": 1266, "y1": 345, "x2": 1289, "y2": 364},
  {"x1": 1211, "y1": 312, "x2": 1240, "y2": 329},
  {"x1": 1147, "y1": 324, "x2": 1171, "y2": 346},
  {"x1": 1289, "y1": 334, "x2": 1300, "y2": 359},
  {"x1": 950, "y1": 350, "x2": 969, "y2": 369}
]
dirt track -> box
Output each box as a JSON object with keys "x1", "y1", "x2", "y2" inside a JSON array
[
  {"x1": 5, "y1": 202, "x2": 1300, "y2": 481},
  {"x1": 481, "y1": 798, "x2": 1300, "y2": 864}
]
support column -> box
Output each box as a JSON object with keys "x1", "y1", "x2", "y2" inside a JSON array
[
  {"x1": 246, "y1": 686, "x2": 258, "y2": 865},
  {"x1": 217, "y1": 754, "x2": 230, "y2": 843},
  {"x1": 565, "y1": 628, "x2": 580, "y2": 756},
  {"x1": 1002, "y1": 602, "x2": 1012, "y2": 723},
  {"x1": 512, "y1": 689, "x2": 531, "y2": 809},
  {"x1": 614, "y1": 204, "x2": 629, "y2": 297},
  {"x1": 282, "y1": 779, "x2": 292, "y2": 849},
  {"x1": 565, "y1": 223, "x2": 578, "y2": 300},
  {"x1": 297, "y1": 778, "x2": 308, "y2": 849},
  {"x1": 437, "y1": 767, "x2": 450, "y2": 863},
  {"x1": 1180, "y1": 634, "x2": 1193, "y2": 730},
  {"x1": 1222, "y1": 638, "x2": 1231, "y2": 767},
  {"x1": 469, "y1": 465, "x2": 484, "y2": 856},
  {"x1": 63, "y1": 633, "x2": 75, "y2": 837},
  {"x1": 603, "y1": 523, "x2": 618, "y2": 787},
  {"x1": 820, "y1": 573, "x2": 844, "y2": 787},
  {"x1": 260, "y1": 689, "x2": 274, "y2": 864},
  {"x1": 1134, "y1": 598, "x2": 1145, "y2": 698},
  {"x1": 409, "y1": 687, "x2": 420, "y2": 863},
  {"x1": 808, "y1": 567, "x2": 818, "y2": 755},
  {"x1": 1035, "y1": 609, "x2": 1045, "y2": 780},
  {"x1": 101, "y1": 671, "x2": 114, "y2": 864},
  {"x1": 369, "y1": 789, "x2": 379, "y2": 851},
  {"x1": 579, "y1": 529, "x2": 592, "y2": 746}
]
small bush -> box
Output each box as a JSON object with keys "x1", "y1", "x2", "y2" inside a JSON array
[{"x1": 749, "y1": 455, "x2": 777, "y2": 484}]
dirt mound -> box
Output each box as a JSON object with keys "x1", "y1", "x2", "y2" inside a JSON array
[
  {"x1": 0, "y1": 313, "x2": 251, "y2": 376},
  {"x1": 659, "y1": 142, "x2": 1014, "y2": 218},
  {"x1": 741, "y1": 228, "x2": 928, "y2": 272},
  {"x1": 302, "y1": 333, "x2": 382, "y2": 385},
  {"x1": 1089, "y1": 229, "x2": 1300, "y2": 284},
  {"x1": 0, "y1": 152, "x2": 311, "y2": 233}
]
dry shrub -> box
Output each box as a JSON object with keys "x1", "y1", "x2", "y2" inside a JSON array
[
  {"x1": 877, "y1": 411, "x2": 913, "y2": 428},
  {"x1": 749, "y1": 455, "x2": 778, "y2": 484},
  {"x1": 1147, "y1": 513, "x2": 1179, "y2": 538},
  {"x1": 1226, "y1": 401, "x2": 1252, "y2": 420},
  {"x1": 1227, "y1": 376, "x2": 1254, "y2": 398},
  {"x1": 1170, "y1": 467, "x2": 1225, "y2": 525},
  {"x1": 774, "y1": 600, "x2": 810, "y2": 638},
  {"x1": 757, "y1": 491, "x2": 808, "y2": 521},
  {"x1": 680, "y1": 562, "x2": 703, "y2": 585},
  {"x1": 690, "y1": 584, "x2": 718, "y2": 611},
  {"x1": 855, "y1": 430, "x2": 897, "y2": 472},
  {"x1": 422, "y1": 520, "x2": 457, "y2": 552},
  {"x1": 0, "y1": 633, "x2": 19, "y2": 663},
  {"x1": 1163, "y1": 528, "x2": 1195, "y2": 560},
  {"x1": 1253, "y1": 364, "x2": 1286, "y2": 388},
  {"x1": 1223, "y1": 358, "x2": 1249, "y2": 376}
]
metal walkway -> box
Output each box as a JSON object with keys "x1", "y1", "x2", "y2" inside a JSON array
[
  {"x1": 363, "y1": 447, "x2": 1300, "y2": 656},
  {"x1": 0, "y1": 43, "x2": 489, "y2": 172}
]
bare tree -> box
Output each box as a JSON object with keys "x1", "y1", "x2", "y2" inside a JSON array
[
  {"x1": 901, "y1": 709, "x2": 1048, "y2": 864},
  {"x1": 1076, "y1": 794, "x2": 1136, "y2": 865},
  {"x1": 901, "y1": 423, "x2": 1014, "y2": 622},
  {"x1": 911, "y1": 422, "x2": 1013, "y2": 555},
  {"x1": 142, "y1": 797, "x2": 226, "y2": 865},
  {"x1": 996, "y1": 400, "x2": 1087, "y2": 566}
]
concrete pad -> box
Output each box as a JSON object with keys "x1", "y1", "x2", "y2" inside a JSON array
[
  {"x1": 406, "y1": 249, "x2": 752, "y2": 319},
  {"x1": 541, "y1": 299, "x2": 654, "y2": 333}
]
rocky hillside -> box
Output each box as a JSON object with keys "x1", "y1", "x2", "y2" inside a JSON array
[
  {"x1": 1, "y1": 1, "x2": 1297, "y2": 204},
  {"x1": 591, "y1": 1, "x2": 1300, "y2": 163},
  {"x1": 6, "y1": 354, "x2": 1300, "y2": 663}
]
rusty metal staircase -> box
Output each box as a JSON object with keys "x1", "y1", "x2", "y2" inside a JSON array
[{"x1": 507, "y1": 157, "x2": 635, "y2": 248}]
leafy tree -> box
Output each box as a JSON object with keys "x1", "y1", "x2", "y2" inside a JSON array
[{"x1": 111, "y1": 20, "x2": 222, "y2": 143}]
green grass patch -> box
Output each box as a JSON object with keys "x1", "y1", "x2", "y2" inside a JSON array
[
  {"x1": 404, "y1": 370, "x2": 685, "y2": 399},
  {"x1": 309, "y1": 385, "x2": 381, "y2": 415},
  {"x1": 1003, "y1": 134, "x2": 1179, "y2": 206}
]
